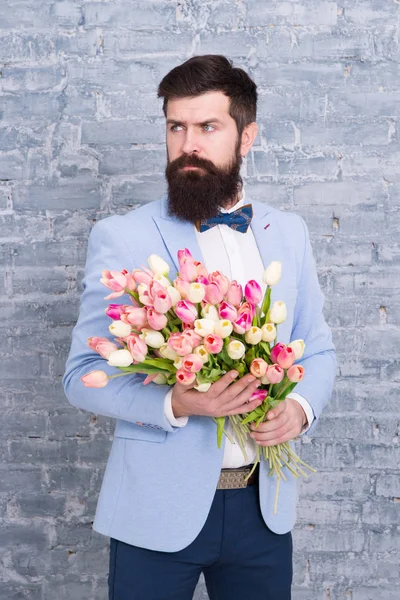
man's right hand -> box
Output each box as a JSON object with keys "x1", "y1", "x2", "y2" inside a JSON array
[{"x1": 171, "y1": 371, "x2": 263, "y2": 419}]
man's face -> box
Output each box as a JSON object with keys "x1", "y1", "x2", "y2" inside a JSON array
[{"x1": 164, "y1": 91, "x2": 243, "y2": 223}]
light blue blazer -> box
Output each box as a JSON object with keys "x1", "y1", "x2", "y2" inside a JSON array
[{"x1": 62, "y1": 196, "x2": 337, "y2": 551}]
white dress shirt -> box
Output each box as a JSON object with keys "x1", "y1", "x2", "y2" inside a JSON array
[{"x1": 164, "y1": 190, "x2": 314, "y2": 468}]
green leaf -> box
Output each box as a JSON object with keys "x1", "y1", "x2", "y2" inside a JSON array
[{"x1": 215, "y1": 417, "x2": 225, "y2": 449}]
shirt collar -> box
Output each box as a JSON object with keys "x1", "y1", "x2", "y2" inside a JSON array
[{"x1": 218, "y1": 188, "x2": 246, "y2": 214}]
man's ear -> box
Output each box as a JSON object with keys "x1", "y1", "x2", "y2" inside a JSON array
[{"x1": 240, "y1": 122, "x2": 258, "y2": 157}]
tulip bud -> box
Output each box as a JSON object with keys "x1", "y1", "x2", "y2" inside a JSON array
[
  {"x1": 263, "y1": 261, "x2": 282, "y2": 286},
  {"x1": 124, "y1": 307, "x2": 148, "y2": 329},
  {"x1": 214, "y1": 319, "x2": 233, "y2": 339},
  {"x1": 88, "y1": 337, "x2": 119, "y2": 359},
  {"x1": 139, "y1": 328, "x2": 165, "y2": 349},
  {"x1": 269, "y1": 301, "x2": 287, "y2": 324},
  {"x1": 109, "y1": 320, "x2": 132, "y2": 338},
  {"x1": 176, "y1": 368, "x2": 196, "y2": 386},
  {"x1": 146, "y1": 308, "x2": 168, "y2": 331},
  {"x1": 193, "y1": 345, "x2": 209, "y2": 364},
  {"x1": 148, "y1": 254, "x2": 170, "y2": 276},
  {"x1": 203, "y1": 334, "x2": 224, "y2": 355},
  {"x1": 168, "y1": 332, "x2": 193, "y2": 356},
  {"x1": 287, "y1": 364, "x2": 305, "y2": 383},
  {"x1": 276, "y1": 346, "x2": 296, "y2": 369},
  {"x1": 287, "y1": 339, "x2": 306, "y2": 361},
  {"x1": 187, "y1": 282, "x2": 206, "y2": 304},
  {"x1": 265, "y1": 364, "x2": 285, "y2": 384},
  {"x1": 249, "y1": 388, "x2": 268, "y2": 402},
  {"x1": 175, "y1": 300, "x2": 198, "y2": 324},
  {"x1": 153, "y1": 373, "x2": 168, "y2": 385},
  {"x1": 166, "y1": 285, "x2": 181, "y2": 306},
  {"x1": 250, "y1": 358, "x2": 268, "y2": 378},
  {"x1": 194, "y1": 318, "x2": 215, "y2": 337},
  {"x1": 225, "y1": 280, "x2": 243, "y2": 307},
  {"x1": 226, "y1": 340, "x2": 246, "y2": 360},
  {"x1": 205, "y1": 282, "x2": 224, "y2": 305},
  {"x1": 153, "y1": 273, "x2": 171, "y2": 288},
  {"x1": 81, "y1": 370, "x2": 109, "y2": 388},
  {"x1": 218, "y1": 301, "x2": 237, "y2": 322},
  {"x1": 244, "y1": 280, "x2": 263, "y2": 305},
  {"x1": 159, "y1": 344, "x2": 179, "y2": 361},
  {"x1": 261, "y1": 322, "x2": 277, "y2": 343},
  {"x1": 173, "y1": 357, "x2": 185, "y2": 370},
  {"x1": 105, "y1": 304, "x2": 125, "y2": 320},
  {"x1": 107, "y1": 349, "x2": 134, "y2": 367},
  {"x1": 245, "y1": 326, "x2": 263, "y2": 345},
  {"x1": 270, "y1": 342, "x2": 286, "y2": 363},
  {"x1": 126, "y1": 335, "x2": 148, "y2": 362},
  {"x1": 182, "y1": 353, "x2": 203, "y2": 373},
  {"x1": 201, "y1": 304, "x2": 220, "y2": 323}
]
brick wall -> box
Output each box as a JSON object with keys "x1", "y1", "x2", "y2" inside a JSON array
[{"x1": 1, "y1": 1, "x2": 399, "y2": 599}]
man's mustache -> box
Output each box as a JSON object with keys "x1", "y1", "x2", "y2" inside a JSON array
[{"x1": 167, "y1": 153, "x2": 219, "y2": 176}]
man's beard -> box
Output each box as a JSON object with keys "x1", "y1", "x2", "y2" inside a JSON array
[{"x1": 165, "y1": 145, "x2": 243, "y2": 224}]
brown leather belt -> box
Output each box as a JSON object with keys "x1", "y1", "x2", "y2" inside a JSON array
[{"x1": 217, "y1": 464, "x2": 259, "y2": 490}]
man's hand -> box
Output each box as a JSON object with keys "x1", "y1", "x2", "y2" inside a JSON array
[
  {"x1": 171, "y1": 371, "x2": 264, "y2": 418},
  {"x1": 249, "y1": 398, "x2": 307, "y2": 446}
]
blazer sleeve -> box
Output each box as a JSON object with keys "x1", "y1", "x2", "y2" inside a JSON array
[
  {"x1": 289, "y1": 216, "x2": 337, "y2": 436},
  {"x1": 62, "y1": 217, "x2": 179, "y2": 433}
]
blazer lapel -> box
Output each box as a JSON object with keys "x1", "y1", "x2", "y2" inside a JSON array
[{"x1": 152, "y1": 195, "x2": 204, "y2": 277}]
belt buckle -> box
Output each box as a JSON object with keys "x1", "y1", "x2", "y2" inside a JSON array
[{"x1": 217, "y1": 467, "x2": 251, "y2": 490}]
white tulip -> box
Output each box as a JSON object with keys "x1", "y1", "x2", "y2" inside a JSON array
[
  {"x1": 166, "y1": 286, "x2": 181, "y2": 306},
  {"x1": 153, "y1": 373, "x2": 168, "y2": 385},
  {"x1": 288, "y1": 339, "x2": 306, "y2": 360},
  {"x1": 159, "y1": 344, "x2": 179, "y2": 361},
  {"x1": 226, "y1": 340, "x2": 246, "y2": 360},
  {"x1": 245, "y1": 326, "x2": 263, "y2": 345},
  {"x1": 173, "y1": 356, "x2": 184, "y2": 370},
  {"x1": 107, "y1": 349, "x2": 133, "y2": 367},
  {"x1": 194, "y1": 382, "x2": 212, "y2": 392},
  {"x1": 109, "y1": 320, "x2": 132, "y2": 338},
  {"x1": 153, "y1": 273, "x2": 170, "y2": 288},
  {"x1": 261, "y1": 322, "x2": 277, "y2": 343},
  {"x1": 139, "y1": 328, "x2": 165, "y2": 349},
  {"x1": 193, "y1": 345, "x2": 209, "y2": 364},
  {"x1": 269, "y1": 301, "x2": 287, "y2": 324},
  {"x1": 214, "y1": 319, "x2": 233, "y2": 339},
  {"x1": 188, "y1": 282, "x2": 206, "y2": 303},
  {"x1": 148, "y1": 254, "x2": 170, "y2": 276},
  {"x1": 194, "y1": 318, "x2": 215, "y2": 337},
  {"x1": 201, "y1": 304, "x2": 220, "y2": 323},
  {"x1": 263, "y1": 261, "x2": 282, "y2": 286}
]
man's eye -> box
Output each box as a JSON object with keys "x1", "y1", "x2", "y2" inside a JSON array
[
  {"x1": 170, "y1": 125, "x2": 183, "y2": 131},
  {"x1": 203, "y1": 124, "x2": 215, "y2": 132}
]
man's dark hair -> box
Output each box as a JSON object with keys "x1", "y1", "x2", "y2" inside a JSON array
[{"x1": 157, "y1": 55, "x2": 257, "y2": 137}]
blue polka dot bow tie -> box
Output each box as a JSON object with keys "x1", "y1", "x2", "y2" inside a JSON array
[{"x1": 196, "y1": 204, "x2": 253, "y2": 234}]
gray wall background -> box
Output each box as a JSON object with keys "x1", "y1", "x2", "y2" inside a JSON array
[{"x1": 1, "y1": 1, "x2": 399, "y2": 599}]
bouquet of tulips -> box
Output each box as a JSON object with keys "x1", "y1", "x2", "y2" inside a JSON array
[{"x1": 82, "y1": 248, "x2": 315, "y2": 512}]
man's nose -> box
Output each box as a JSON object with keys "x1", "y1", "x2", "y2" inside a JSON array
[{"x1": 181, "y1": 131, "x2": 201, "y2": 155}]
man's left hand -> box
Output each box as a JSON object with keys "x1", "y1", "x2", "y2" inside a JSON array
[{"x1": 249, "y1": 398, "x2": 307, "y2": 446}]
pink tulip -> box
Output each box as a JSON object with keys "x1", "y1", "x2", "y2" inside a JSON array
[
  {"x1": 146, "y1": 307, "x2": 168, "y2": 331},
  {"x1": 205, "y1": 282, "x2": 224, "y2": 305},
  {"x1": 196, "y1": 275, "x2": 210, "y2": 286},
  {"x1": 249, "y1": 388, "x2": 268, "y2": 402},
  {"x1": 100, "y1": 269, "x2": 130, "y2": 300},
  {"x1": 132, "y1": 269, "x2": 153, "y2": 286},
  {"x1": 276, "y1": 346, "x2": 296, "y2": 369},
  {"x1": 124, "y1": 271, "x2": 137, "y2": 292},
  {"x1": 182, "y1": 353, "x2": 203, "y2": 373},
  {"x1": 270, "y1": 342, "x2": 286, "y2": 363},
  {"x1": 81, "y1": 370, "x2": 109, "y2": 388},
  {"x1": 203, "y1": 334, "x2": 224, "y2": 354},
  {"x1": 225, "y1": 280, "x2": 243, "y2": 307},
  {"x1": 287, "y1": 364, "x2": 305, "y2": 383},
  {"x1": 126, "y1": 335, "x2": 148, "y2": 362},
  {"x1": 176, "y1": 368, "x2": 197, "y2": 386},
  {"x1": 178, "y1": 249, "x2": 198, "y2": 283},
  {"x1": 88, "y1": 337, "x2": 119, "y2": 359},
  {"x1": 174, "y1": 277, "x2": 190, "y2": 300},
  {"x1": 151, "y1": 285, "x2": 172, "y2": 314},
  {"x1": 250, "y1": 358, "x2": 268, "y2": 378},
  {"x1": 244, "y1": 280, "x2": 263, "y2": 305},
  {"x1": 182, "y1": 329, "x2": 202, "y2": 348},
  {"x1": 232, "y1": 306, "x2": 253, "y2": 334},
  {"x1": 266, "y1": 364, "x2": 285, "y2": 384},
  {"x1": 218, "y1": 301, "x2": 238, "y2": 322},
  {"x1": 209, "y1": 271, "x2": 229, "y2": 295},
  {"x1": 122, "y1": 307, "x2": 148, "y2": 329},
  {"x1": 175, "y1": 300, "x2": 198, "y2": 324},
  {"x1": 105, "y1": 304, "x2": 125, "y2": 320},
  {"x1": 168, "y1": 333, "x2": 193, "y2": 356}
]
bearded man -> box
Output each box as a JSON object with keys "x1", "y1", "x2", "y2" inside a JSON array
[{"x1": 63, "y1": 55, "x2": 336, "y2": 600}]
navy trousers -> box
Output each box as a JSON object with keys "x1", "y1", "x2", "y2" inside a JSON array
[{"x1": 108, "y1": 479, "x2": 293, "y2": 600}]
